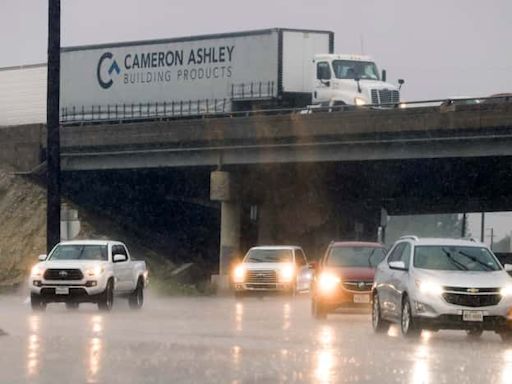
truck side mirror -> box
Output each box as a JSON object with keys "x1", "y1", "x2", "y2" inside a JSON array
[
  {"x1": 398, "y1": 78, "x2": 405, "y2": 90},
  {"x1": 113, "y1": 254, "x2": 127, "y2": 263},
  {"x1": 321, "y1": 80, "x2": 330, "y2": 87},
  {"x1": 354, "y1": 77, "x2": 362, "y2": 93},
  {"x1": 381, "y1": 69, "x2": 387, "y2": 82},
  {"x1": 38, "y1": 254, "x2": 47, "y2": 261}
]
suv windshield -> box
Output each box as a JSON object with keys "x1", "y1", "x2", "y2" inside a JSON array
[
  {"x1": 414, "y1": 246, "x2": 501, "y2": 271},
  {"x1": 245, "y1": 249, "x2": 293, "y2": 263},
  {"x1": 48, "y1": 244, "x2": 108, "y2": 261},
  {"x1": 326, "y1": 246, "x2": 386, "y2": 268},
  {"x1": 332, "y1": 60, "x2": 379, "y2": 80}
]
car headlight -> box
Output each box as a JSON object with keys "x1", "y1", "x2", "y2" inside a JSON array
[
  {"x1": 354, "y1": 97, "x2": 366, "y2": 106},
  {"x1": 86, "y1": 265, "x2": 104, "y2": 278},
  {"x1": 501, "y1": 285, "x2": 512, "y2": 297},
  {"x1": 318, "y1": 272, "x2": 341, "y2": 294},
  {"x1": 416, "y1": 280, "x2": 443, "y2": 295},
  {"x1": 31, "y1": 265, "x2": 44, "y2": 277},
  {"x1": 233, "y1": 265, "x2": 246, "y2": 283},
  {"x1": 280, "y1": 264, "x2": 295, "y2": 283}
]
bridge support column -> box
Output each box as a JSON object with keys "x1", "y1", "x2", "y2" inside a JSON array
[{"x1": 210, "y1": 170, "x2": 240, "y2": 291}]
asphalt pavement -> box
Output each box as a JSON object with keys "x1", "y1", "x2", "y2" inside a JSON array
[{"x1": 0, "y1": 292, "x2": 511, "y2": 383}]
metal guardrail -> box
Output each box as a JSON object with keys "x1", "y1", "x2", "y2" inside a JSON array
[{"x1": 60, "y1": 95, "x2": 511, "y2": 126}]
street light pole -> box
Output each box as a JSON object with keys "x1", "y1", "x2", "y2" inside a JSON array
[{"x1": 46, "y1": 0, "x2": 61, "y2": 252}]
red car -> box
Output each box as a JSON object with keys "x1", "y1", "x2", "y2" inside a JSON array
[{"x1": 311, "y1": 241, "x2": 387, "y2": 319}]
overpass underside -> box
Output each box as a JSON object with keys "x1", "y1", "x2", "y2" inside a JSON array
[{"x1": 59, "y1": 102, "x2": 512, "y2": 278}]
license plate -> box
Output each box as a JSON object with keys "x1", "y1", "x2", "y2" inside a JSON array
[
  {"x1": 353, "y1": 294, "x2": 370, "y2": 304},
  {"x1": 463, "y1": 311, "x2": 483, "y2": 322},
  {"x1": 55, "y1": 287, "x2": 69, "y2": 295}
]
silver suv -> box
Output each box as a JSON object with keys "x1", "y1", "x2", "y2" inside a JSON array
[{"x1": 372, "y1": 236, "x2": 512, "y2": 341}]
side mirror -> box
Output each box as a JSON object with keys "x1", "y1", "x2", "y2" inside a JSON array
[
  {"x1": 309, "y1": 261, "x2": 318, "y2": 270},
  {"x1": 398, "y1": 78, "x2": 405, "y2": 91},
  {"x1": 321, "y1": 80, "x2": 330, "y2": 87},
  {"x1": 504, "y1": 264, "x2": 512, "y2": 272},
  {"x1": 389, "y1": 260, "x2": 407, "y2": 271},
  {"x1": 381, "y1": 69, "x2": 387, "y2": 82},
  {"x1": 354, "y1": 77, "x2": 362, "y2": 93},
  {"x1": 113, "y1": 254, "x2": 127, "y2": 263},
  {"x1": 38, "y1": 254, "x2": 47, "y2": 261}
]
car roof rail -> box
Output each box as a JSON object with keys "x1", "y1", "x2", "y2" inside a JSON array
[{"x1": 399, "y1": 235, "x2": 419, "y2": 241}]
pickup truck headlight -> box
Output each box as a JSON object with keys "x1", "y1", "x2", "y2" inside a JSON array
[
  {"x1": 31, "y1": 265, "x2": 44, "y2": 277},
  {"x1": 279, "y1": 264, "x2": 295, "y2": 283},
  {"x1": 86, "y1": 265, "x2": 104, "y2": 278},
  {"x1": 233, "y1": 265, "x2": 246, "y2": 283},
  {"x1": 318, "y1": 272, "x2": 341, "y2": 294}
]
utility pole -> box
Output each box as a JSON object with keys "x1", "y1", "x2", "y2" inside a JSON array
[
  {"x1": 480, "y1": 212, "x2": 485, "y2": 242},
  {"x1": 46, "y1": 0, "x2": 61, "y2": 252},
  {"x1": 461, "y1": 213, "x2": 467, "y2": 238},
  {"x1": 486, "y1": 227, "x2": 495, "y2": 250}
]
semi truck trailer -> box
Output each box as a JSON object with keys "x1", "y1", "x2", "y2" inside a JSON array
[{"x1": 60, "y1": 28, "x2": 402, "y2": 121}]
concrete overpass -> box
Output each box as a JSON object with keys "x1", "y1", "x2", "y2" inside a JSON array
[
  {"x1": 60, "y1": 102, "x2": 512, "y2": 170},
  {"x1": 55, "y1": 102, "x2": 512, "y2": 283}
]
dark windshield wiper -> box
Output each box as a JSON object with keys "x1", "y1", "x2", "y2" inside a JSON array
[
  {"x1": 442, "y1": 248, "x2": 468, "y2": 271},
  {"x1": 458, "y1": 251, "x2": 494, "y2": 271}
]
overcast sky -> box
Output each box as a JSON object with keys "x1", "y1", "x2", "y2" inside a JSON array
[{"x1": 1, "y1": 0, "x2": 511, "y2": 100}]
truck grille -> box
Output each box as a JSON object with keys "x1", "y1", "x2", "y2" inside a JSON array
[
  {"x1": 44, "y1": 269, "x2": 84, "y2": 281},
  {"x1": 342, "y1": 281, "x2": 373, "y2": 292},
  {"x1": 371, "y1": 89, "x2": 400, "y2": 105},
  {"x1": 246, "y1": 270, "x2": 277, "y2": 284},
  {"x1": 442, "y1": 293, "x2": 501, "y2": 307}
]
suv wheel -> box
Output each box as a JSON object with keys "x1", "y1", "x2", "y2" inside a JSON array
[
  {"x1": 401, "y1": 297, "x2": 420, "y2": 338},
  {"x1": 372, "y1": 293, "x2": 390, "y2": 333},
  {"x1": 312, "y1": 298, "x2": 327, "y2": 320}
]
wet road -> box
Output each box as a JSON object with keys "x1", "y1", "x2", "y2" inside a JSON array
[{"x1": 0, "y1": 293, "x2": 511, "y2": 383}]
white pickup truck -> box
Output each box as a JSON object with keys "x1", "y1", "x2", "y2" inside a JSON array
[{"x1": 29, "y1": 240, "x2": 148, "y2": 311}]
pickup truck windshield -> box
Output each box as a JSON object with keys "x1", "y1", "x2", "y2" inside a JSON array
[
  {"x1": 245, "y1": 249, "x2": 293, "y2": 263},
  {"x1": 48, "y1": 244, "x2": 108, "y2": 261},
  {"x1": 332, "y1": 60, "x2": 379, "y2": 80},
  {"x1": 414, "y1": 246, "x2": 501, "y2": 271},
  {"x1": 326, "y1": 247, "x2": 386, "y2": 267}
]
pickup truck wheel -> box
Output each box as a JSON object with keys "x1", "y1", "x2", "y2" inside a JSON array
[
  {"x1": 66, "y1": 302, "x2": 79, "y2": 310},
  {"x1": 98, "y1": 279, "x2": 114, "y2": 312},
  {"x1": 129, "y1": 279, "x2": 144, "y2": 310},
  {"x1": 30, "y1": 294, "x2": 46, "y2": 312},
  {"x1": 312, "y1": 298, "x2": 327, "y2": 320}
]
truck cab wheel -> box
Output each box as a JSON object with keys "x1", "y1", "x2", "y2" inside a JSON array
[{"x1": 128, "y1": 279, "x2": 144, "y2": 310}]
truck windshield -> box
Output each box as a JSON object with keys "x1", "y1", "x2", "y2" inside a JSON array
[
  {"x1": 245, "y1": 249, "x2": 293, "y2": 263},
  {"x1": 332, "y1": 60, "x2": 379, "y2": 80},
  {"x1": 326, "y1": 246, "x2": 386, "y2": 268},
  {"x1": 414, "y1": 246, "x2": 501, "y2": 271},
  {"x1": 48, "y1": 244, "x2": 108, "y2": 261}
]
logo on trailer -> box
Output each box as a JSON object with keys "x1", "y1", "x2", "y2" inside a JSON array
[{"x1": 97, "y1": 52, "x2": 121, "y2": 89}]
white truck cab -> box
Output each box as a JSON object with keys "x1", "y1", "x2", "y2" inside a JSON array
[
  {"x1": 29, "y1": 240, "x2": 148, "y2": 312},
  {"x1": 313, "y1": 54, "x2": 403, "y2": 107}
]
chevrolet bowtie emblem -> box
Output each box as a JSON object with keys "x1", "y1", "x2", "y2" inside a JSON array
[{"x1": 467, "y1": 288, "x2": 479, "y2": 293}]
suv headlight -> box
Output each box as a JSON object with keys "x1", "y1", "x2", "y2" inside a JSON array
[
  {"x1": 86, "y1": 265, "x2": 104, "y2": 278},
  {"x1": 318, "y1": 272, "x2": 341, "y2": 294},
  {"x1": 416, "y1": 280, "x2": 443, "y2": 295},
  {"x1": 501, "y1": 285, "x2": 512, "y2": 297}
]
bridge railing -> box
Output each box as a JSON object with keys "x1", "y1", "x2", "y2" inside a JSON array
[{"x1": 60, "y1": 95, "x2": 509, "y2": 126}]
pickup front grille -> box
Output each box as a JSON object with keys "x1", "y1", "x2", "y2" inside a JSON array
[
  {"x1": 342, "y1": 281, "x2": 373, "y2": 292},
  {"x1": 246, "y1": 270, "x2": 277, "y2": 284},
  {"x1": 442, "y1": 292, "x2": 501, "y2": 307},
  {"x1": 44, "y1": 268, "x2": 84, "y2": 281},
  {"x1": 371, "y1": 89, "x2": 400, "y2": 105}
]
